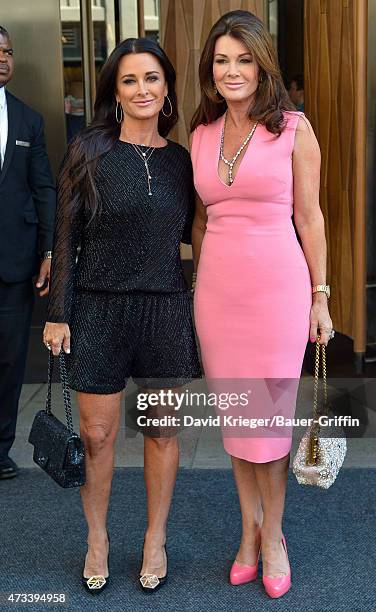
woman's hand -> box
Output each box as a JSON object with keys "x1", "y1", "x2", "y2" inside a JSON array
[
  {"x1": 43, "y1": 322, "x2": 71, "y2": 356},
  {"x1": 309, "y1": 294, "x2": 333, "y2": 346}
]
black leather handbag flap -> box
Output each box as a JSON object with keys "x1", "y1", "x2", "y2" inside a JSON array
[
  {"x1": 28, "y1": 409, "x2": 81, "y2": 471},
  {"x1": 28, "y1": 352, "x2": 85, "y2": 488}
]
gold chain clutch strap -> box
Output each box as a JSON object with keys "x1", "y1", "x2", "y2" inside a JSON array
[
  {"x1": 293, "y1": 337, "x2": 347, "y2": 488},
  {"x1": 307, "y1": 338, "x2": 327, "y2": 465}
]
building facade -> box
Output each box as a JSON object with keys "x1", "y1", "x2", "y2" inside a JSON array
[{"x1": 2, "y1": 0, "x2": 373, "y2": 367}]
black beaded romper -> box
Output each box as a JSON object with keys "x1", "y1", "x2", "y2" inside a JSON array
[{"x1": 47, "y1": 139, "x2": 202, "y2": 393}]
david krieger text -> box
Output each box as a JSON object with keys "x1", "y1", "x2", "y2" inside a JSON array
[{"x1": 136, "y1": 415, "x2": 360, "y2": 429}]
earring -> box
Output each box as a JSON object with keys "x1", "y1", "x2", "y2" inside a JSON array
[
  {"x1": 213, "y1": 81, "x2": 218, "y2": 95},
  {"x1": 115, "y1": 101, "x2": 123, "y2": 123},
  {"x1": 161, "y1": 95, "x2": 173, "y2": 118}
]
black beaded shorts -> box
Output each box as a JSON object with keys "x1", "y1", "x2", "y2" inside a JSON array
[{"x1": 67, "y1": 290, "x2": 202, "y2": 394}]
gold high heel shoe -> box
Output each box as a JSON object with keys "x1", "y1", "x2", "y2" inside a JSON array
[
  {"x1": 82, "y1": 532, "x2": 110, "y2": 594},
  {"x1": 139, "y1": 541, "x2": 168, "y2": 593}
]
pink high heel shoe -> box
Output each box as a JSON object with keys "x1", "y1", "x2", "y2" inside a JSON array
[
  {"x1": 229, "y1": 547, "x2": 260, "y2": 585},
  {"x1": 262, "y1": 534, "x2": 291, "y2": 598}
]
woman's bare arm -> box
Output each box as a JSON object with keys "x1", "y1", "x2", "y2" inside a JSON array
[
  {"x1": 292, "y1": 115, "x2": 333, "y2": 345},
  {"x1": 188, "y1": 133, "x2": 208, "y2": 272},
  {"x1": 192, "y1": 196, "x2": 207, "y2": 271}
]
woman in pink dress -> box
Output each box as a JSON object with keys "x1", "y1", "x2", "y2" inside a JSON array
[{"x1": 190, "y1": 11, "x2": 333, "y2": 599}]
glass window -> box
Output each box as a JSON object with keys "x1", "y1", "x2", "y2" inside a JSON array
[
  {"x1": 60, "y1": 0, "x2": 85, "y2": 141},
  {"x1": 59, "y1": 0, "x2": 161, "y2": 140},
  {"x1": 144, "y1": 0, "x2": 160, "y2": 42},
  {"x1": 268, "y1": 0, "x2": 278, "y2": 49}
]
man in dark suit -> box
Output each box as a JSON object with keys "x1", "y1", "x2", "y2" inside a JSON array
[{"x1": 0, "y1": 26, "x2": 56, "y2": 478}]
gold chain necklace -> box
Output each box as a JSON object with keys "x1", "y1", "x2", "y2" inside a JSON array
[
  {"x1": 219, "y1": 112, "x2": 258, "y2": 185},
  {"x1": 131, "y1": 144, "x2": 156, "y2": 196}
]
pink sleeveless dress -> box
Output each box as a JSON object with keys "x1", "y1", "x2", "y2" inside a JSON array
[{"x1": 191, "y1": 111, "x2": 312, "y2": 463}]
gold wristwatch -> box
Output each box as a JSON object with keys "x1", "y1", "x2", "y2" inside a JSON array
[{"x1": 312, "y1": 284, "x2": 330, "y2": 299}]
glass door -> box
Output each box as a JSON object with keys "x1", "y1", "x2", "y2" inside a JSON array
[
  {"x1": 60, "y1": 0, "x2": 86, "y2": 141},
  {"x1": 60, "y1": 0, "x2": 161, "y2": 134}
]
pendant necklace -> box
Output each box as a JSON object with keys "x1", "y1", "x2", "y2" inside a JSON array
[
  {"x1": 220, "y1": 112, "x2": 258, "y2": 185},
  {"x1": 131, "y1": 143, "x2": 156, "y2": 196}
]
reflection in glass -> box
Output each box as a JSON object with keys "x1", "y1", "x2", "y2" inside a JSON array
[
  {"x1": 144, "y1": 0, "x2": 160, "y2": 42},
  {"x1": 60, "y1": 0, "x2": 85, "y2": 141},
  {"x1": 268, "y1": 0, "x2": 278, "y2": 49},
  {"x1": 59, "y1": 1, "x2": 161, "y2": 140}
]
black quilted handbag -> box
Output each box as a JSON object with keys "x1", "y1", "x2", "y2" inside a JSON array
[{"x1": 28, "y1": 351, "x2": 85, "y2": 488}]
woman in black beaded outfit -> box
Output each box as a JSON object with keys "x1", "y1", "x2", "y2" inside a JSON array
[{"x1": 43, "y1": 38, "x2": 201, "y2": 593}]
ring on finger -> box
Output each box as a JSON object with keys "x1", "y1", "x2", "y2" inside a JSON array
[
  {"x1": 320, "y1": 328, "x2": 335, "y2": 341},
  {"x1": 45, "y1": 342, "x2": 52, "y2": 350}
]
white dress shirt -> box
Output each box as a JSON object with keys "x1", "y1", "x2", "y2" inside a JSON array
[{"x1": 0, "y1": 86, "x2": 8, "y2": 168}]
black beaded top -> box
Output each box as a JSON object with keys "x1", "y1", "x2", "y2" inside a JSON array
[{"x1": 47, "y1": 139, "x2": 195, "y2": 323}]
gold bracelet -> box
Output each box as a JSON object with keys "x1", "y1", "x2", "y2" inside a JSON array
[{"x1": 312, "y1": 284, "x2": 330, "y2": 299}]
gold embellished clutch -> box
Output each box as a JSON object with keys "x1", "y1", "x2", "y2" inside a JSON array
[{"x1": 292, "y1": 338, "x2": 347, "y2": 489}]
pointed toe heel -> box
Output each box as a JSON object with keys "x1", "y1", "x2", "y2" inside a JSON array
[
  {"x1": 81, "y1": 573, "x2": 109, "y2": 594},
  {"x1": 139, "y1": 572, "x2": 168, "y2": 593},
  {"x1": 262, "y1": 573, "x2": 291, "y2": 598},
  {"x1": 229, "y1": 544, "x2": 260, "y2": 586},
  {"x1": 262, "y1": 534, "x2": 291, "y2": 599},
  {"x1": 229, "y1": 560, "x2": 258, "y2": 585},
  {"x1": 82, "y1": 532, "x2": 110, "y2": 595},
  {"x1": 139, "y1": 543, "x2": 168, "y2": 593}
]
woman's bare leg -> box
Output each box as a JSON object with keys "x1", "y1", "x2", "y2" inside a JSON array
[
  {"x1": 78, "y1": 391, "x2": 122, "y2": 578},
  {"x1": 253, "y1": 453, "x2": 291, "y2": 577},
  {"x1": 140, "y1": 388, "x2": 180, "y2": 578},
  {"x1": 231, "y1": 456, "x2": 263, "y2": 565}
]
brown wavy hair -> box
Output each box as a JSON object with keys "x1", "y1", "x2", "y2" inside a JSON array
[{"x1": 190, "y1": 10, "x2": 296, "y2": 136}]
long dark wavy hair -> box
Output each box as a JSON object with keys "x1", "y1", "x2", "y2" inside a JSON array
[
  {"x1": 190, "y1": 10, "x2": 295, "y2": 135},
  {"x1": 59, "y1": 38, "x2": 178, "y2": 221}
]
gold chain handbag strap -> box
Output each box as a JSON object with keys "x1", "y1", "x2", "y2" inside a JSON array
[
  {"x1": 308, "y1": 336, "x2": 327, "y2": 465},
  {"x1": 313, "y1": 337, "x2": 327, "y2": 419}
]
